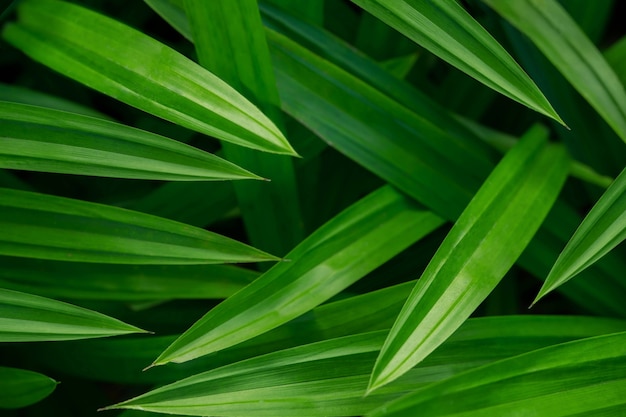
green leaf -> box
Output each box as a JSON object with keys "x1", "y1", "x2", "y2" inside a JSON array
[
  {"x1": 107, "y1": 316, "x2": 626, "y2": 416},
  {"x1": 0, "y1": 187, "x2": 278, "y2": 264},
  {"x1": 0, "y1": 367, "x2": 57, "y2": 409},
  {"x1": 0, "y1": 288, "x2": 145, "y2": 341},
  {"x1": 536, "y1": 167, "x2": 626, "y2": 303},
  {"x1": 2, "y1": 0, "x2": 296, "y2": 155},
  {"x1": 152, "y1": 186, "x2": 444, "y2": 365},
  {"x1": 184, "y1": 0, "x2": 304, "y2": 256},
  {"x1": 483, "y1": 0, "x2": 626, "y2": 143},
  {"x1": 0, "y1": 256, "x2": 258, "y2": 301},
  {"x1": 349, "y1": 0, "x2": 563, "y2": 125},
  {"x1": 368, "y1": 126, "x2": 570, "y2": 392},
  {"x1": 368, "y1": 331, "x2": 626, "y2": 417},
  {"x1": 0, "y1": 101, "x2": 260, "y2": 181}
]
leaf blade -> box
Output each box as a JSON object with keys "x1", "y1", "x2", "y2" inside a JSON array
[
  {"x1": 369, "y1": 126, "x2": 570, "y2": 391},
  {"x1": 0, "y1": 288, "x2": 145, "y2": 341},
  {"x1": 0, "y1": 101, "x2": 260, "y2": 181},
  {"x1": 350, "y1": 0, "x2": 563, "y2": 124},
  {"x1": 0, "y1": 187, "x2": 278, "y2": 264},
  {"x1": 2, "y1": 0, "x2": 296, "y2": 155},
  {"x1": 0, "y1": 367, "x2": 57, "y2": 409}
]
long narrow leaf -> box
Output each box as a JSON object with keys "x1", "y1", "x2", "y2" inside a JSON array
[
  {"x1": 184, "y1": 0, "x2": 304, "y2": 256},
  {"x1": 369, "y1": 126, "x2": 570, "y2": 392},
  {"x1": 2, "y1": 0, "x2": 296, "y2": 155},
  {"x1": 0, "y1": 256, "x2": 258, "y2": 301},
  {"x1": 0, "y1": 101, "x2": 259, "y2": 181},
  {"x1": 0, "y1": 367, "x2": 56, "y2": 409},
  {"x1": 107, "y1": 316, "x2": 626, "y2": 416},
  {"x1": 350, "y1": 0, "x2": 563, "y2": 124},
  {"x1": 0, "y1": 188, "x2": 278, "y2": 264},
  {"x1": 0, "y1": 288, "x2": 145, "y2": 341},
  {"x1": 483, "y1": 0, "x2": 626, "y2": 143},
  {"x1": 368, "y1": 331, "x2": 626, "y2": 417},
  {"x1": 152, "y1": 186, "x2": 444, "y2": 365},
  {"x1": 536, "y1": 167, "x2": 626, "y2": 303}
]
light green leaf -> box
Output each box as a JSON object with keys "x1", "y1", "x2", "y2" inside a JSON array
[
  {"x1": 152, "y1": 186, "x2": 444, "y2": 365},
  {"x1": 0, "y1": 187, "x2": 278, "y2": 264},
  {"x1": 0, "y1": 288, "x2": 145, "y2": 341},
  {"x1": 0, "y1": 101, "x2": 260, "y2": 181},
  {"x1": 536, "y1": 167, "x2": 626, "y2": 303},
  {"x1": 368, "y1": 331, "x2": 626, "y2": 417},
  {"x1": 107, "y1": 316, "x2": 626, "y2": 416},
  {"x1": 2, "y1": 0, "x2": 296, "y2": 155},
  {"x1": 350, "y1": 0, "x2": 563, "y2": 125},
  {"x1": 368, "y1": 126, "x2": 570, "y2": 392},
  {"x1": 0, "y1": 367, "x2": 57, "y2": 409},
  {"x1": 483, "y1": 0, "x2": 626, "y2": 143},
  {"x1": 0, "y1": 256, "x2": 258, "y2": 301}
]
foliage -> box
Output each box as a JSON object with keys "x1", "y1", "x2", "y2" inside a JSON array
[{"x1": 1, "y1": 0, "x2": 625, "y2": 415}]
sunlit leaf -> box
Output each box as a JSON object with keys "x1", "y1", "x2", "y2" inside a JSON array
[
  {"x1": 350, "y1": 0, "x2": 563, "y2": 124},
  {"x1": 0, "y1": 101, "x2": 260, "y2": 181},
  {"x1": 2, "y1": 0, "x2": 296, "y2": 155},
  {"x1": 0, "y1": 367, "x2": 57, "y2": 409},
  {"x1": 0, "y1": 187, "x2": 278, "y2": 264},
  {"x1": 368, "y1": 331, "x2": 626, "y2": 417},
  {"x1": 0, "y1": 288, "x2": 145, "y2": 341},
  {"x1": 153, "y1": 186, "x2": 444, "y2": 365},
  {"x1": 369, "y1": 126, "x2": 570, "y2": 392},
  {"x1": 107, "y1": 316, "x2": 626, "y2": 416}
]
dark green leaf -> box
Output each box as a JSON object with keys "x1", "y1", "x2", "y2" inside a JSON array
[{"x1": 0, "y1": 367, "x2": 57, "y2": 409}]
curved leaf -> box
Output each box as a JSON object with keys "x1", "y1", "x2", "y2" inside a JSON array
[
  {"x1": 0, "y1": 288, "x2": 145, "y2": 341},
  {"x1": 350, "y1": 0, "x2": 563, "y2": 125},
  {"x1": 107, "y1": 316, "x2": 626, "y2": 416},
  {"x1": 536, "y1": 167, "x2": 626, "y2": 303},
  {"x1": 2, "y1": 0, "x2": 296, "y2": 155},
  {"x1": 0, "y1": 187, "x2": 278, "y2": 264},
  {"x1": 0, "y1": 101, "x2": 260, "y2": 181},
  {"x1": 483, "y1": 0, "x2": 626, "y2": 143},
  {"x1": 152, "y1": 186, "x2": 444, "y2": 365},
  {"x1": 0, "y1": 367, "x2": 57, "y2": 409},
  {"x1": 368, "y1": 331, "x2": 626, "y2": 417},
  {"x1": 368, "y1": 126, "x2": 570, "y2": 392}
]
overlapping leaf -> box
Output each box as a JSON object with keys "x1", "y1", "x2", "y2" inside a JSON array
[
  {"x1": 0, "y1": 367, "x2": 56, "y2": 409},
  {"x1": 0, "y1": 288, "x2": 144, "y2": 341},
  {"x1": 2, "y1": 0, "x2": 296, "y2": 155},
  {"x1": 184, "y1": 0, "x2": 304, "y2": 256},
  {"x1": 536, "y1": 167, "x2": 626, "y2": 303},
  {"x1": 350, "y1": 0, "x2": 563, "y2": 124},
  {"x1": 106, "y1": 316, "x2": 626, "y2": 416},
  {"x1": 483, "y1": 0, "x2": 626, "y2": 143},
  {"x1": 369, "y1": 331, "x2": 626, "y2": 417},
  {"x1": 0, "y1": 101, "x2": 259, "y2": 180},
  {"x1": 369, "y1": 127, "x2": 570, "y2": 392},
  {"x1": 152, "y1": 186, "x2": 444, "y2": 365},
  {"x1": 0, "y1": 187, "x2": 278, "y2": 264}
]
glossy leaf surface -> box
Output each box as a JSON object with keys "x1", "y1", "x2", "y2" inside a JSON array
[
  {"x1": 0, "y1": 288, "x2": 144, "y2": 341},
  {"x1": 369, "y1": 331, "x2": 626, "y2": 417},
  {"x1": 2, "y1": 0, "x2": 296, "y2": 155},
  {"x1": 350, "y1": 0, "x2": 563, "y2": 124},
  {"x1": 0, "y1": 101, "x2": 259, "y2": 180},
  {"x1": 108, "y1": 316, "x2": 626, "y2": 416},
  {"x1": 153, "y1": 186, "x2": 444, "y2": 365},
  {"x1": 369, "y1": 127, "x2": 570, "y2": 391},
  {"x1": 0, "y1": 187, "x2": 278, "y2": 264},
  {"x1": 484, "y1": 0, "x2": 626, "y2": 143}
]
